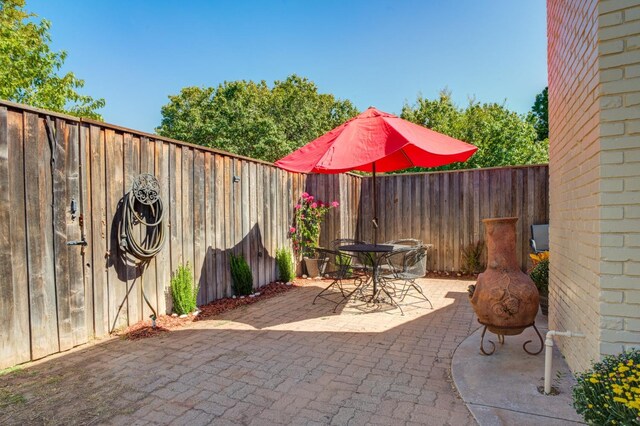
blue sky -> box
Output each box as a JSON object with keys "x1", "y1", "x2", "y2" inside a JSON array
[{"x1": 29, "y1": 0, "x2": 547, "y2": 134}]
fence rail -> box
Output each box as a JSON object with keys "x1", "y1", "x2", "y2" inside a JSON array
[{"x1": 0, "y1": 100, "x2": 548, "y2": 368}]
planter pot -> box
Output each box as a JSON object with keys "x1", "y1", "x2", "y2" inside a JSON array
[
  {"x1": 469, "y1": 217, "x2": 539, "y2": 336},
  {"x1": 539, "y1": 294, "x2": 548, "y2": 316},
  {"x1": 303, "y1": 256, "x2": 328, "y2": 278}
]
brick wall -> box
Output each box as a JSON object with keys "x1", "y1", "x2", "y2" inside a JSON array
[
  {"x1": 548, "y1": 0, "x2": 640, "y2": 372},
  {"x1": 548, "y1": 0, "x2": 602, "y2": 372},
  {"x1": 597, "y1": 0, "x2": 640, "y2": 355}
]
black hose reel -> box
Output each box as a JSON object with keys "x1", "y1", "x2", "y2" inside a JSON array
[
  {"x1": 119, "y1": 173, "x2": 166, "y2": 261},
  {"x1": 118, "y1": 173, "x2": 166, "y2": 327}
]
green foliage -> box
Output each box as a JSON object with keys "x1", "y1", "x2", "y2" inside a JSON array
[
  {"x1": 461, "y1": 241, "x2": 485, "y2": 274},
  {"x1": 156, "y1": 74, "x2": 358, "y2": 162},
  {"x1": 530, "y1": 259, "x2": 549, "y2": 297},
  {"x1": 290, "y1": 192, "x2": 338, "y2": 257},
  {"x1": 230, "y1": 253, "x2": 253, "y2": 296},
  {"x1": 531, "y1": 87, "x2": 548, "y2": 141},
  {"x1": 399, "y1": 90, "x2": 548, "y2": 172},
  {"x1": 0, "y1": 0, "x2": 104, "y2": 118},
  {"x1": 276, "y1": 247, "x2": 295, "y2": 282},
  {"x1": 170, "y1": 263, "x2": 198, "y2": 315},
  {"x1": 573, "y1": 350, "x2": 640, "y2": 425}
]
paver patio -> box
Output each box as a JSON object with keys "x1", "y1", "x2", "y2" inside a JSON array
[{"x1": 0, "y1": 279, "x2": 478, "y2": 425}]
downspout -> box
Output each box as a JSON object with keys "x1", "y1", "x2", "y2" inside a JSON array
[{"x1": 544, "y1": 330, "x2": 585, "y2": 394}]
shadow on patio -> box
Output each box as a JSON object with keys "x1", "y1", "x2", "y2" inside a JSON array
[{"x1": 1, "y1": 279, "x2": 479, "y2": 426}]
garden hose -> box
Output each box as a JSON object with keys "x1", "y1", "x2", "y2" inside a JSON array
[{"x1": 118, "y1": 174, "x2": 166, "y2": 327}]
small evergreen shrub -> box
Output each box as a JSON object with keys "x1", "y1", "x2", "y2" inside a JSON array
[
  {"x1": 461, "y1": 241, "x2": 485, "y2": 274},
  {"x1": 276, "y1": 247, "x2": 295, "y2": 282},
  {"x1": 573, "y1": 350, "x2": 640, "y2": 425},
  {"x1": 170, "y1": 263, "x2": 198, "y2": 315},
  {"x1": 230, "y1": 253, "x2": 253, "y2": 296}
]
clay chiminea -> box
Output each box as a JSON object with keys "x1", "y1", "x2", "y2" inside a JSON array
[{"x1": 469, "y1": 217, "x2": 539, "y2": 340}]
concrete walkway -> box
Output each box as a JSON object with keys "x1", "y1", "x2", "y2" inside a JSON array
[
  {"x1": 1, "y1": 279, "x2": 477, "y2": 425},
  {"x1": 452, "y1": 313, "x2": 585, "y2": 425}
]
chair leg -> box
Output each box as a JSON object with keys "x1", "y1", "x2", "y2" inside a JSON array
[{"x1": 399, "y1": 279, "x2": 433, "y2": 308}]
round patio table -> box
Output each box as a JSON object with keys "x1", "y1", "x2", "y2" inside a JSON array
[{"x1": 338, "y1": 243, "x2": 405, "y2": 298}]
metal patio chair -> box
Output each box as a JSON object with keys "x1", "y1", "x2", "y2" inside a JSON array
[
  {"x1": 379, "y1": 246, "x2": 432, "y2": 313},
  {"x1": 312, "y1": 248, "x2": 365, "y2": 312},
  {"x1": 530, "y1": 224, "x2": 549, "y2": 253}
]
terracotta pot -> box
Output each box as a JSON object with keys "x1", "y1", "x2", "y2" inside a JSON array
[{"x1": 469, "y1": 217, "x2": 539, "y2": 335}]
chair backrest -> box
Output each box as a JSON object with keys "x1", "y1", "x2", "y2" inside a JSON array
[
  {"x1": 530, "y1": 224, "x2": 549, "y2": 252},
  {"x1": 385, "y1": 238, "x2": 423, "y2": 247},
  {"x1": 315, "y1": 248, "x2": 359, "y2": 279},
  {"x1": 378, "y1": 246, "x2": 413, "y2": 274},
  {"x1": 402, "y1": 246, "x2": 428, "y2": 278}
]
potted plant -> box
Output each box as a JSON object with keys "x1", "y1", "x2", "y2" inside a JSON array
[
  {"x1": 529, "y1": 253, "x2": 549, "y2": 315},
  {"x1": 290, "y1": 192, "x2": 338, "y2": 277}
]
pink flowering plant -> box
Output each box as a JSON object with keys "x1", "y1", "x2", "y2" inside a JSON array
[{"x1": 290, "y1": 192, "x2": 339, "y2": 257}]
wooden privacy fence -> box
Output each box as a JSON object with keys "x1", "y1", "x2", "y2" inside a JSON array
[
  {"x1": 0, "y1": 101, "x2": 359, "y2": 368},
  {"x1": 0, "y1": 100, "x2": 548, "y2": 368},
  {"x1": 357, "y1": 165, "x2": 549, "y2": 272}
]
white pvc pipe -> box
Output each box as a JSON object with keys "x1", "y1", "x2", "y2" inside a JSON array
[{"x1": 544, "y1": 330, "x2": 585, "y2": 394}]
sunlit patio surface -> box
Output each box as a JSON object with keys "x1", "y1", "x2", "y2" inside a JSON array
[{"x1": 1, "y1": 279, "x2": 479, "y2": 425}]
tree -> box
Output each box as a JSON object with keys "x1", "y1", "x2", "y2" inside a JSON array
[
  {"x1": 399, "y1": 90, "x2": 548, "y2": 172},
  {"x1": 157, "y1": 75, "x2": 358, "y2": 162},
  {"x1": 531, "y1": 87, "x2": 548, "y2": 141},
  {"x1": 0, "y1": 0, "x2": 104, "y2": 119}
]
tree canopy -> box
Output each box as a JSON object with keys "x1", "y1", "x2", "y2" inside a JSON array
[
  {"x1": 0, "y1": 0, "x2": 105, "y2": 119},
  {"x1": 157, "y1": 75, "x2": 358, "y2": 162},
  {"x1": 531, "y1": 87, "x2": 548, "y2": 141},
  {"x1": 399, "y1": 91, "x2": 548, "y2": 171}
]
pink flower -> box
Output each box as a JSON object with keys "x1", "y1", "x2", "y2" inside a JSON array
[
  {"x1": 311, "y1": 202, "x2": 318, "y2": 208},
  {"x1": 300, "y1": 214, "x2": 305, "y2": 219},
  {"x1": 331, "y1": 201, "x2": 339, "y2": 207},
  {"x1": 301, "y1": 192, "x2": 309, "y2": 199},
  {"x1": 294, "y1": 204, "x2": 301, "y2": 210},
  {"x1": 307, "y1": 195, "x2": 314, "y2": 201},
  {"x1": 290, "y1": 227, "x2": 296, "y2": 233}
]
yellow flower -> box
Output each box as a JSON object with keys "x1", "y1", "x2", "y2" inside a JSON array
[
  {"x1": 613, "y1": 396, "x2": 628, "y2": 403},
  {"x1": 589, "y1": 377, "x2": 599, "y2": 383},
  {"x1": 619, "y1": 365, "x2": 630, "y2": 373}
]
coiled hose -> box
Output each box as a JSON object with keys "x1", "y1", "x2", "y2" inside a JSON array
[{"x1": 118, "y1": 174, "x2": 166, "y2": 326}]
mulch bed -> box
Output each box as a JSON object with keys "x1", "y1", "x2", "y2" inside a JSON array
[{"x1": 117, "y1": 281, "x2": 301, "y2": 340}]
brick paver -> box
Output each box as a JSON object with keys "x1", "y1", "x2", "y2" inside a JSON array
[{"x1": 0, "y1": 279, "x2": 478, "y2": 425}]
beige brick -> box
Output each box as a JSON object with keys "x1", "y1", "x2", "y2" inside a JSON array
[
  {"x1": 601, "y1": 150, "x2": 624, "y2": 163},
  {"x1": 602, "y1": 329, "x2": 640, "y2": 343},
  {"x1": 601, "y1": 178, "x2": 624, "y2": 192},
  {"x1": 600, "y1": 20, "x2": 640, "y2": 41},
  {"x1": 600, "y1": 0, "x2": 640, "y2": 14},
  {"x1": 626, "y1": 234, "x2": 640, "y2": 247},
  {"x1": 601, "y1": 39, "x2": 625, "y2": 54},
  {"x1": 601, "y1": 121, "x2": 625, "y2": 136},
  {"x1": 601, "y1": 134, "x2": 640, "y2": 149},
  {"x1": 624, "y1": 150, "x2": 640, "y2": 162},
  {"x1": 626, "y1": 64, "x2": 640, "y2": 78},
  {"x1": 624, "y1": 262, "x2": 640, "y2": 275},
  {"x1": 625, "y1": 318, "x2": 640, "y2": 331},
  {"x1": 601, "y1": 95, "x2": 623, "y2": 109},
  {"x1": 600, "y1": 290, "x2": 625, "y2": 303},
  {"x1": 602, "y1": 234, "x2": 624, "y2": 247},
  {"x1": 601, "y1": 316, "x2": 624, "y2": 329},
  {"x1": 625, "y1": 291, "x2": 640, "y2": 304},
  {"x1": 600, "y1": 11, "x2": 624, "y2": 26},
  {"x1": 627, "y1": 35, "x2": 640, "y2": 50},
  {"x1": 600, "y1": 50, "x2": 640, "y2": 69},
  {"x1": 626, "y1": 93, "x2": 640, "y2": 106},
  {"x1": 626, "y1": 6, "x2": 640, "y2": 21},
  {"x1": 628, "y1": 119, "x2": 640, "y2": 134},
  {"x1": 625, "y1": 205, "x2": 640, "y2": 218},
  {"x1": 601, "y1": 206, "x2": 624, "y2": 219},
  {"x1": 600, "y1": 342, "x2": 625, "y2": 355},
  {"x1": 600, "y1": 76, "x2": 640, "y2": 94},
  {"x1": 601, "y1": 68, "x2": 624, "y2": 82}
]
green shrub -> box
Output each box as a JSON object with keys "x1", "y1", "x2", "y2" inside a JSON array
[
  {"x1": 276, "y1": 247, "x2": 295, "y2": 282},
  {"x1": 461, "y1": 241, "x2": 485, "y2": 274},
  {"x1": 573, "y1": 350, "x2": 640, "y2": 425},
  {"x1": 530, "y1": 259, "x2": 549, "y2": 296},
  {"x1": 170, "y1": 263, "x2": 198, "y2": 315},
  {"x1": 230, "y1": 253, "x2": 253, "y2": 296}
]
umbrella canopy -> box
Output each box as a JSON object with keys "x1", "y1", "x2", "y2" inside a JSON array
[
  {"x1": 275, "y1": 107, "x2": 477, "y2": 173},
  {"x1": 275, "y1": 107, "x2": 477, "y2": 244}
]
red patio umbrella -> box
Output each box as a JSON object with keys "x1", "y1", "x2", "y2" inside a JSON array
[{"x1": 275, "y1": 107, "x2": 477, "y2": 243}]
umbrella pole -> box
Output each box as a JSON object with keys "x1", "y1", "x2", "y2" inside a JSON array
[{"x1": 372, "y1": 162, "x2": 378, "y2": 245}]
